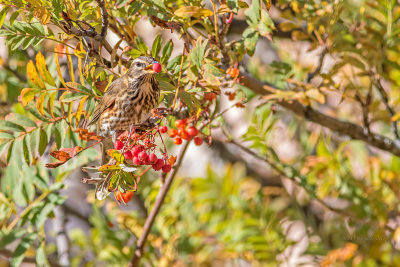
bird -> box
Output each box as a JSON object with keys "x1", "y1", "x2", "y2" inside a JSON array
[{"x1": 88, "y1": 56, "x2": 161, "y2": 163}]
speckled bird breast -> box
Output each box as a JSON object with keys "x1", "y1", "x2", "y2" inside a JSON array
[{"x1": 98, "y1": 78, "x2": 160, "y2": 137}]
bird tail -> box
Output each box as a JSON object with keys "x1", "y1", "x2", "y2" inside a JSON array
[{"x1": 100, "y1": 137, "x2": 113, "y2": 165}]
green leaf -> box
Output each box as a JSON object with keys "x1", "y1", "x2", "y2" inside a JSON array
[
  {"x1": 243, "y1": 28, "x2": 259, "y2": 56},
  {"x1": 189, "y1": 38, "x2": 208, "y2": 72},
  {"x1": 152, "y1": 34, "x2": 162, "y2": 58},
  {"x1": 22, "y1": 135, "x2": 31, "y2": 166},
  {"x1": 12, "y1": 113, "x2": 37, "y2": 128},
  {"x1": 161, "y1": 39, "x2": 174, "y2": 64},
  {"x1": 36, "y1": 244, "x2": 49, "y2": 267},
  {"x1": 6, "y1": 140, "x2": 14, "y2": 164},
  {"x1": 0, "y1": 229, "x2": 27, "y2": 247},
  {"x1": 38, "y1": 128, "x2": 48, "y2": 156},
  {"x1": 134, "y1": 36, "x2": 148, "y2": 55},
  {"x1": 11, "y1": 233, "x2": 36, "y2": 267},
  {"x1": 0, "y1": 121, "x2": 25, "y2": 132},
  {"x1": 0, "y1": 6, "x2": 10, "y2": 29},
  {"x1": 0, "y1": 132, "x2": 14, "y2": 140}
]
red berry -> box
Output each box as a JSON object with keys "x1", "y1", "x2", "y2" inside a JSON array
[
  {"x1": 138, "y1": 151, "x2": 149, "y2": 163},
  {"x1": 187, "y1": 126, "x2": 199, "y2": 137},
  {"x1": 162, "y1": 164, "x2": 171, "y2": 173},
  {"x1": 132, "y1": 157, "x2": 142, "y2": 165},
  {"x1": 174, "y1": 137, "x2": 182, "y2": 145},
  {"x1": 124, "y1": 150, "x2": 133, "y2": 160},
  {"x1": 159, "y1": 126, "x2": 168, "y2": 133},
  {"x1": 114, "y1": 141, "x2": 124, "y2": 150},
  {"x1": 132, "y1": 146, "x2": 142, "y2": 157},
  {"x1": 152, "y1": 158, "x2": 164, "y2": 171},
  {"x1": 168, "y1": 128, "x2": 178, "y2": 138},
  {"x1": 194, "y1": 137, "x2": 203, "y2": 146},
  {"x1": 152, "y1": 63, "x2": 162, "y2": 73},
  {"x1": 179, "y1": 128, "x2": 192, "y2": 141},
  {"x1": 149, "y1": 153, "x2": 158, "y2": 164},
  {"x1": 175, "y1": 119, "x2": 187, "y2": 128},
  {"x1": 116, "y1": 190, "x2": 134, "y2": 203}
]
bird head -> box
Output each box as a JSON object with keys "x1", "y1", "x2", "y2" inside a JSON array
[{"x1": 127, "y1": 56, "x2": 161, "y2": 77}]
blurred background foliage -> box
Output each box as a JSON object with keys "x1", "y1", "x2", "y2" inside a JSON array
[{"x1": 1, "y1": 0, "x2": 400, "y2": 266}]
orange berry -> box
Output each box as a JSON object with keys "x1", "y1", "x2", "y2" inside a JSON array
[
  {"x1": 174, "y1": 137, "x2": 182, "y2": 145},
  {"x1": 168, "y1": 128, "x2": 178, "y2": 138},
  {"x1": 116, "y1": 190, "x2": 134, "y2": 203}
]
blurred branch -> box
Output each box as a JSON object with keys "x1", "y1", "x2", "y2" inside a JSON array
[
  {"x1": 53, "y1": 205, "x2": 70, "y2": 267},
  {"x1": 0, "y1": 249, "x2": 62, "y2": 267},
  {"x1": 211, "y1": 140, "x2": 282, "y2": 186},
  {"x1": 2, "y1": 64, "x2": 26, "y2": 83},
  {"x1": 376, "y1": 79, "x2": 400, "y2": 139},
  {"x1": 306, "y1": 45, "x2": 327, "y2": 82},
  {"x1": 224, "y1": 137, "x2": 395, "y2": 232},
  {"x1": 355, "y1": 88, "x2": 372, "y2": 136},
  {"x1": 238, "y1": 73, "x2": 400, "y2": 157},
  {"x1": 129, "y1": 141, "x2": 191, "y2": 267}
]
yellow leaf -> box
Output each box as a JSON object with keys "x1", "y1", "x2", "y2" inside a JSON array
[
  {"x1": 20, "y1": 88, "x2": 38, "y2": 106},
  {"x1": 75, "y1": 96, "x2": 88, "y2": 127},
  {"x1": 175, "y1": 6, "x2": 213, "y2": 18},
  {"x1": 27, "y1": 61, "x2": 45, "y2": 89},
  {"x1": 391, "y1": 112, "x2": 400, "y2": 122},
  {"x1": 48, "y1": 92, "x2": 57, "y2": 118},
  {"x1": 55, "y1": 47, "x2": 67, "y2": 87},
  {"x1": 36, "y1": 52, "x2": 56, "y2": 87},
  {"x1": 279, "y1": 21, "x2": 298, "y2": 32},
  {"x1": 33, "y1": 6, "x2": 51, "y2": 24},
  {"x1": 36, "y1": 92, "x2": 46, "y2": 116},
  {"x1": 292, "y1": 30, "x2": 310, "y2": 40},
  {"x1": 66, "y1": 47, "x2": 75, "y2": 83},
  {"x1": 217, "y1": 4, "x2": 231, "y2": 14}
]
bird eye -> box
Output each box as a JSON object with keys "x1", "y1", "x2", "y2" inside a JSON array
[{"x1": 135, "y1": 62, "x2": 142, "y2": 68}]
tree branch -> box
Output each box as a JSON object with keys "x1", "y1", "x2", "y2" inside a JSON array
[
  {"x1": 238, "y1": 73, "x2": 400, "y2": 157},
  {"x1": 129, "y1": 141, "x2": 191, "y2": 267}
]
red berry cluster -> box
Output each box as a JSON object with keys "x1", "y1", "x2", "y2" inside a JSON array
[
  {"x1": 167, "y1": 119, "x2": 203, "y2": 146},
  {"x1": 113, "y1": 127, "x2": 173, "y2": 173}
]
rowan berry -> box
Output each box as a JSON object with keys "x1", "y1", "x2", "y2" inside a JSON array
[
  {"x1": 159, "y1": 126, "x2": 168, "y2": 133},
  {"x1": 194, "y1": 137, "x2": 203, "y2": 146},
  {"x1": 174, "y1": 137, "x2": 182, "y2": 145},
  {"x1": 114, "y1": 141, "x2": 124, "y2": 150},
  {"x1": 124, "y1": 150, "x2": 133, "y2": 160},
  {"x1": 187, "y1": 126, "x2": 199, "y2": 137},
  {"x1": 162, "y1": 164, "x2": 171, "y2": 173}
]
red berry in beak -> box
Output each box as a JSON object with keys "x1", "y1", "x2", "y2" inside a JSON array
[{"x1": 152, "y1": 63, "x2": 161, "y2": 73}]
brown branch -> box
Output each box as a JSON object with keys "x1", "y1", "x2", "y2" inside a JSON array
[
  {"x1": 238, "y1": 73, "x2": 400, "y2": 157},
  {"x1": 129, "y1": 141, "x2": 191, "y2": 267},
  {"x1": 95, "y1": 0, "x2": 108, "y2": 39}
]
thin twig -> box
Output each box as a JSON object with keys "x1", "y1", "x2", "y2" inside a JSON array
[
  {"x1": 129, "y1": 141, "x2": 191, "y2": 267},
  {"x1": 306, "y1": 45, "x2": 327, "y2": 83},
  {"x1": 376, "y1": 78, "x2": 400, "y2": 139}
]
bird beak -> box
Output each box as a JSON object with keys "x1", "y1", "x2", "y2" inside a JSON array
[{"x1": 144, "y1": 64, "x2": 155, "y2": 73}]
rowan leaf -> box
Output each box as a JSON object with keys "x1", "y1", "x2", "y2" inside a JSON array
[
  {"x1": 175, "y1": 6, "x2": 213, "y2": 18},
  {"x1": 27, "y1": 60, "x2": 45, "y2": 89},
  {"x1": 36, "y1": 52, "x2": 56, "y2": 86}
]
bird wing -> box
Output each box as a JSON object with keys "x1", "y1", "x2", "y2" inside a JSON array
[{"x1": 87, "y1": 78, "x2": 122, "y2": 126}]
